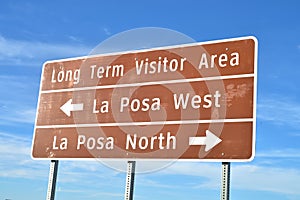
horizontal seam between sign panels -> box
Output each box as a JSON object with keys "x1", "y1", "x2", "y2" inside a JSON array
[
  {"x1": 35, "y1": 118, "x2": 254, "y2": 129},
  {"x1": 41, "y1": 73, "x2": 255, "y2": 94}
]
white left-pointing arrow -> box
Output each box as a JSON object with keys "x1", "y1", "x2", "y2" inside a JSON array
[
  {"x1": 189, "y1": 130, "x2": 222, "y2": 152},
  {"x1": 60, "y1": 99, "x2": 84, "y2": 117}
]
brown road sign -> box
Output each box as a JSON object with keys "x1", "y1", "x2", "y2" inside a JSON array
[{"x1": 31, "y1": 36, "x2": 257, "y2": 161}]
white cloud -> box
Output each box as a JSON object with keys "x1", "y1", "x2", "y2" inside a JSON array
[
  {"x1": 0, "y1": 131, "x2": 124, "y2": 188},
  {"x1": 0, "y1": 132, "x2": 48, "y2": 179},
  {"x1": 232, "y1": 164, "x2": 300, "y2": 195},
  {"x1": 86, "y1": 191, "x2": 124, "y2": 199},
  {"x1": 1, "y1": 130, "x2": 300, "y2": 197},
  {"x1": 154, "y1": 161, "x2": 300, "y2": 195},
  {"x1": 57, "y1": 187, "x2": 124, "y2": 198},
  {"x1": 0, "y1": 35, "x2": 91, "y2": 66},
  {"x1": 158, "y1": 162, "x2": 221, "y2": 189}
]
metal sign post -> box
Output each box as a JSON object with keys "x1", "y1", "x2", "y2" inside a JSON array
[
  {"x1": 221, "y1": 162, "x2": 231, "y2": 200},
  {"x1": 46, "y1": 160, "x2": 59, "y2": 200},
  {"x1": 124, "y1": 161, "x2": 136, "y2": 200}
]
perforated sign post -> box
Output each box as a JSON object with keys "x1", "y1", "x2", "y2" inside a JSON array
[{"x1": 32, "y1": 36, "x2": 257, "y2": 200}]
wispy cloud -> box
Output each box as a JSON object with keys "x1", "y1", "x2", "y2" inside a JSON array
[
  {"x1": 0, "y1": 35, "x2": 91, "y2": 66},
  {"x1": 67, "y1": 35, "x2": 82, "y2": 43},
  {"x1": 257, "y1": 149, "x2": 300, "y2": 159},
  {"x1": 0, "y1": 131, "x2": 124, "y2": 188},
  {"x1": 103, "y1": 27, "x2": 111, "y2": 36},
  {"x1": 257, "y1": 97, "x2": 300, "y2": 127},
  {"x1": 0, "y1": 107, "x2": 36, "y2": 125},
  {"x1": 0, "y1": 75, "x2": 38, "y2": 125}
]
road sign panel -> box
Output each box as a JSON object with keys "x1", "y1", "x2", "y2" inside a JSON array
[{"x1": 32, "y1": 36, "x2": 257, "y2": 161}]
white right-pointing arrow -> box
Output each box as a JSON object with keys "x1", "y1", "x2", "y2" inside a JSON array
[
  {"x1": 60, "y1": 99, "x2": 84, "y2": 117},
  {"x1": 189, "y1": 130, "x2": 222, "y2": 152}
]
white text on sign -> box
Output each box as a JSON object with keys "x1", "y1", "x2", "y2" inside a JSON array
[{"x1": 50, "y1": 51, "x2": 240, "y2": 85}]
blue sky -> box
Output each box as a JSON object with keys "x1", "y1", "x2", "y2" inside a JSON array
[{"x1": 1, "y1": 0, "x2": 300, "y2": 200}]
